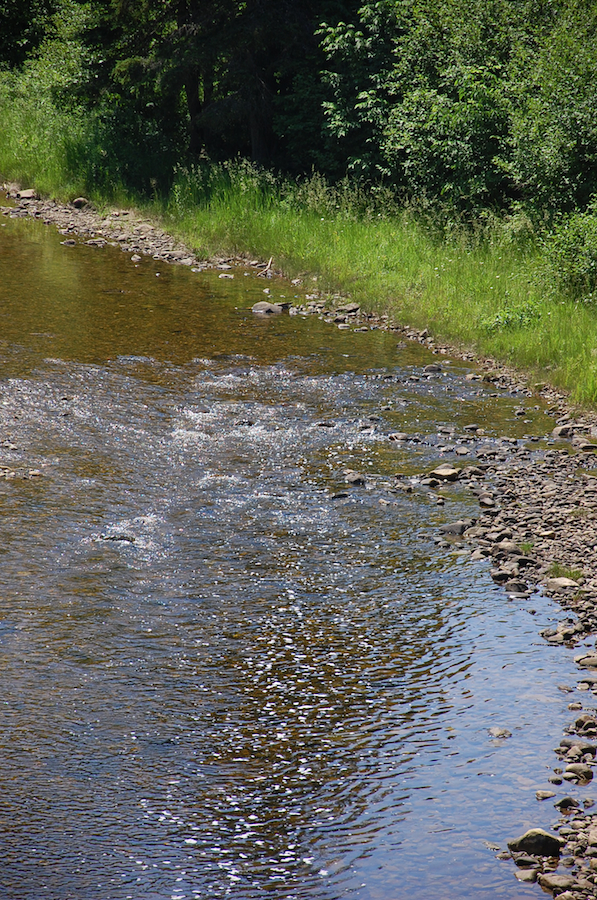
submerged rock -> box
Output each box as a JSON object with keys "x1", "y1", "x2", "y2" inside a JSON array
[
  {"x1": 488, "y1": 726, "x2": 512, "y2": 739},
  {"x1": 101, "y1": 533, "x2": 135, "y2": 543},
  {"x1": 439, "y1": 520, "x2": 468, "y2": 535},
  {"x1": 345, "y1": 472, "x2": 366, "y2": 486},
  {"x1": 252, "y1": 301, "x2": 283, "y2": 314}
]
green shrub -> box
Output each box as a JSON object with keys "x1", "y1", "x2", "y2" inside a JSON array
[
  {"x1": 481, "y1": 301, "x2": 541, "y2": 333},
  {"x1": 545, "y1": 209, "x2": 597, "y2": 302}
]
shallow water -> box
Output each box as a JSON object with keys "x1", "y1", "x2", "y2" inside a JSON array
[{"x1": 0, "y1": 212, "x2": 590, "y2": 899}]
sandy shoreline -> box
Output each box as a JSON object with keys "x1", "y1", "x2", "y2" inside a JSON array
[{"x1": 5, "y1": 184, "x2": 597, "y2": 896}]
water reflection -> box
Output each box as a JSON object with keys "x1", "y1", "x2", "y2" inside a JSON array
[{"x1": 0, "y1": 212, "x2": 583, "y2": 899}]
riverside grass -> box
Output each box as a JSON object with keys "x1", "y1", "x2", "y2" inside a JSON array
[{"x1": 2, "y1": 73, "x2": 597, "y2": 403}]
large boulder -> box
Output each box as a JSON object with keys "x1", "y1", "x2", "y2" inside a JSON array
[{"x1": 507, "y1": 828, "x2": 565, "y2": 857}]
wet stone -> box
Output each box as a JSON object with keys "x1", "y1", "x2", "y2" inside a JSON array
[
  {"x1": 252, "y1": 301, "x2": 283, "y2": 314},
  {"x1": 345, "y1": 472, "x2": 366, "y2": 486},
  {"x1": 508, "y1": 829, "x2": 565, "y2": 857},
  {"x1": 430, "y1": 465, "x2": 459, "y2": 481},
  {"x1": 488, "y1": 726, "x2": 512, "y2": 739},
  {"x1": 514, "y1": 868, "x2": 538, "y2": 883},
  {"x1": 388, "y1": 432, "x2": 409, "y2": 441},
  {"x1": 564, "y1": 763, "x2": 593, "y2": 781},
  {"x1": 439, "y1": 521, "x2": 468, "y2": 535},
  {"x1": 537, "y1": 872, "x2": 576, "y2": 892}
]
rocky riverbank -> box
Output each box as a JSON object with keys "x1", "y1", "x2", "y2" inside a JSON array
[{"x1": 5, "y1": 184, "x2": 597, "y2": 897}]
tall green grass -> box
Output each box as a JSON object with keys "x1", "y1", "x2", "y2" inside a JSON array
[
  {"x1": 2, "y1": 66, "x2": 597, "y2": 404},
  {"x1": 163, "y1": 162, "x2": 597, "y2": 404}
]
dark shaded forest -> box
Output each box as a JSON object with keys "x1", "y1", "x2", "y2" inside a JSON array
[{"x1": 3, "y1": 0, "x2": 597, "y2": 220}]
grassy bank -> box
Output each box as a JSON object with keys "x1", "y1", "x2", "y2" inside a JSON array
[
  {"x1": 2, "y1": 67, "x2": 597, "y2": 403},
  {"x1": 154, "y1": 165, "x2": 597, "y2": 406}
]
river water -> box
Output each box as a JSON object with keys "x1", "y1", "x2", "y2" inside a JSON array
[{"x1": 0, "y1": 211, "x2": 590, "y2": 900}]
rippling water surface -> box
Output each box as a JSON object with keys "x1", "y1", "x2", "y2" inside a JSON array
[{"x1": 0, "y1": 212, "x2": 588, "y2": 899}]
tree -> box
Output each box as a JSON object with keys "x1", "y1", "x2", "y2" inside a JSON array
[{"x1": 0, "y1": 0, "x2": 56, "y2": 67}]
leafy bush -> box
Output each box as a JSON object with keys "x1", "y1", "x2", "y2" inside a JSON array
[
  {"x1": 545, "y1": 209, "x2": 597, "y2": 302},
  {"x1": 509, "y1": 5, "x2": 597, "y2": 213},
  {"x1": 481, "y1": 301, "x2": 541, "y2": 333}
]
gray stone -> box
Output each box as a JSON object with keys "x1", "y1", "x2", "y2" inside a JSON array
[
  {"x1": 536, "y1": 790, "x2": 556, "y2": 801},
  {"x1": 439, "y1": 521, "x2": 467, "y2": 535},
  {"x1": 388, "y1": 432, "x2": 409, "y2": 441},
  {"x1": 575, "y1": 654, "x2": 597, "y2": 668},
  {"x1": 17, "y1": 188, "x2": 37, "y2": 200},
  {"x1": 537, "y1": 872, "x2": 576, "y2": 892},
  {"x1": 514, "y1": 854, "x2": 539, "y2": 868},
  {"x1": 252, "y1": 301, "x2": 283, "y2": 314},
  {"x1": 565, "y1": 763, "x2": 593, "y2": 781},
  {"x1": 547, "y1": 576, "x2": 580, "y2": 590},
  {"x1": 489, "y1": 726, "x2": 512, "y2": 739},
  {"x1": 498, "y1": 540, "x2": 521, "y2": 555},
  {"x1": 504, "y1": 579, "x2": 529, "y2": 593},
  {"x1": 72, "y1": 196, "x2": 89, "y2": 208},
  {"x1": 508, "y1": 828, "x2": 565, "y2": 857},
  {"x1": 345, "y1": 472, "x2": 366, "y2": 486},
  {"x1": 515, "y1": 868, "x2": 538, "y2": 883},
  {"x1": 560, "y1": 737, "x2": 597, "y2": 754},
  {"x1": 430, "y1": 465, "x2": 459, "y2": 481}
]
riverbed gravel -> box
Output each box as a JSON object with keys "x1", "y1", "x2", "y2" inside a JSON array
[{"x1": 5, "y1": 184, "x2": 597, "y2": 897}]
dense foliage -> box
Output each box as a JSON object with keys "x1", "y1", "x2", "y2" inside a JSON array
[
  {"x1": 3, "y1": 0, "x2": 597, "y2": 230},
  {"x1": 0, "y1": 0, "x2": 57, "y2": 66}
]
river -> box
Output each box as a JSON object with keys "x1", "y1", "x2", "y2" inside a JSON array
[{"x1": 0, "y1": 210, "x2": 589, "y2": 899}]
